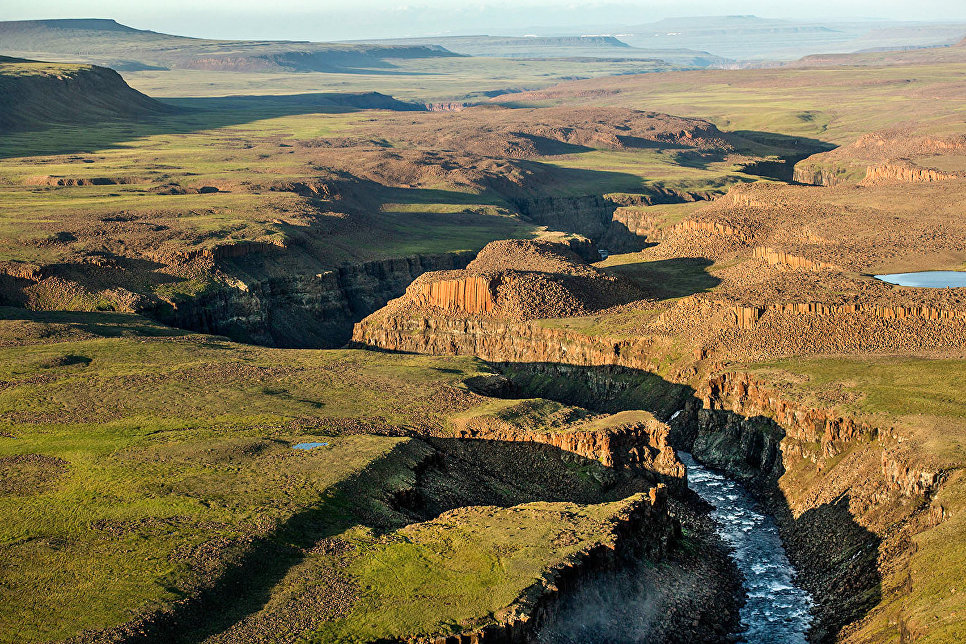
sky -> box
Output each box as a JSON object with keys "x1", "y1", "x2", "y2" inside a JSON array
[{"x1": 2, "y1": 0, "x2": 966, "y2": 41}]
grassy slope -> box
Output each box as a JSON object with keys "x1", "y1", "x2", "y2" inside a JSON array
[
  {"x1": 740, "y1": 356, "x2": 966, "y2": 642},
  {"x1": 0, "y1": 308, "x2": 649, "y2": 642},
  {"x1": 308, "y1": 496, "x2": 642, "y2": 643},
  {"x1": 0, "y1": 57, "x2": 170, "y2": 132},
  {"x1": 0, "y1": 106, "x2": 532, "y2": 277},
  {"x1": 123, "y1": 57, "x2": 679, "y2": 103}
]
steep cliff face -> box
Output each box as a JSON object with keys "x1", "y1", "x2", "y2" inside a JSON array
[
  {"x1": 410, "y1": 274, "x2": 496, "y2": 314},
  {"x1": 861, "y1": 161, "x2": 962, "y2": 185},
  {"x1": 513, "y1": 187, "x2": 713, "y2": 252},
  {"x1": 752, "y1": 246, "x2": 839, "y2": 270},
  {"x1": 452, "y1": 413, "x2": 686, "y2": 487},
  {"x1": 724, "y1": 299, "x2": 966, "y2": 330},
  {"x1": 792, "y1": 133, "x2": 966, "y2": 187},
  {"x1": 353, "y1": 302, "x2": 951, "y2": 642},
  {"x1": 792, "y1": 165, "x2": 850, "y2": 187},
  {"x1": 353, "y1": 314, "x2": 657, "y2": 371},
  {"x1": 167, "y1": 251, "x2": 474, "y2": 348}
]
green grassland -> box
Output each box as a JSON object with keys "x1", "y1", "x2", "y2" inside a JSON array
[
  {"x1": 307, "y1": 496, "x2": 642, "y2": 643},
  {"x1": 496, "y1": 63, "x2": 966, "y2": 145},
  {"x1": 0, "y1": 104, "x2": 534, "y2": 278},
  {"x1": 0, "y1": 308, "x2": 651, "y2": 642},
  {"x1": 0, "y1": 56, "x2": 89, "y2": 77},
  {"x1": 530, "y1": 148, "x2": 756, "y2": 197},
  {"x1": 123, "y1": 56, "x2": 677, "y2": 103}
]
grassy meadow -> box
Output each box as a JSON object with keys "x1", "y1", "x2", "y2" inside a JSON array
[
  {"x1": 495, "y1": 63, "x2": 966, "y2": 145},
  {"x1": 0, "y1": 307, "x2": 649, "y2": 642}
]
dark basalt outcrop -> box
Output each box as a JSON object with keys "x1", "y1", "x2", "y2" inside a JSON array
[{"x1": 165, "y1": 251, "x2": 475, "y2": 348}]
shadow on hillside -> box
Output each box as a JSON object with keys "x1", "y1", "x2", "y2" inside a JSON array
[
  {"x1": 730, "y1": 129, "x2": 836, "y2": 157},
  {"x1": 0, "y1": 305, "x2": 189, "y2": 337},
  {"x1": 101, "y1": 431, "x2": 666, "y2": 643},
  {"x1": 490, "y1": 360, "x2": 882, "y2": 642},
  {"x1": 604, "y1": 256, "x2": 721, "y2": 299},
  {"x1": 0, "y1": 92, "x2": 422, "y2": 159},
  {"x1": 730, "y1": 129, "x2": 837, "y2": 182}
]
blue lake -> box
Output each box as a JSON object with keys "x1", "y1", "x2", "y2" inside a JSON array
[{"x1": 875, "y1": 271, "x2": 966, "y2": 288}]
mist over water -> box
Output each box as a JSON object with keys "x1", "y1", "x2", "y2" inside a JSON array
[{"x1": 680, "y1": 452, "x2": 813, "y2": 643}]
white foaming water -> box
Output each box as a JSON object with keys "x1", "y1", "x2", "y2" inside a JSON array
[{"x1": 680, "y1": 452, "x2": 813, "y2": 643}]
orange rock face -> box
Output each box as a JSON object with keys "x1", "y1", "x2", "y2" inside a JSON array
[
  {"x1": 753, "y1": 246, "x2": 838, "y2": 271},
  {"x1": 862, "y1": 162, "x2": 960, "y2": 185},
  {"x1": 727, "y1": 300, "x2": 966, "y2": 329},
  {"x1": 410, "y1": 275, "x2": 496, "y2": 314}
]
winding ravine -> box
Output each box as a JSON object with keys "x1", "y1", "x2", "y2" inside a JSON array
[{"x1": 679, "y1": 452, "x2": 814, "y2": 643}]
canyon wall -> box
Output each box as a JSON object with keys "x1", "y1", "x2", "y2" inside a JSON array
[
  {"x1": 409, "y1": 487, "x2": 689, "y2": 644},
  {"x1": 861, "y1": 162, "x2": 962, "y2": 185},
  {"x1": 166, "y1": 251, "x2": 474, "y2": 348},
  {"x1": 792, "y1": 165, "x2": 849, "y2": 187},
  {"x1": 725, "y1": 299, "x2": 966, "y2": 330},
  {"x1": 752, "y1": 246, "x2": 838, "y2": 270},
  {"x1": 353, "y1": 308, "x2": 948, "y2": 642},
  {"x1": 513, "y1": 187, "x2": 712, "y2": 252},
  {"x1": 451, "y1": 416, "x2": 686, "y2": 487}
]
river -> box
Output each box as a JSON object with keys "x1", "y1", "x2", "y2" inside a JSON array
[{"x1": 680, "y1": 452, "x2": 813, "y2": 643}]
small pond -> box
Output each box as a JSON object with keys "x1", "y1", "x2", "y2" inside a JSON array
[
  {"x1": 875, "y1": 271, "x2": 966, "y2": 288},
  {"x1": 292, "y1": 442, "x2": 329, "y2": 450}
]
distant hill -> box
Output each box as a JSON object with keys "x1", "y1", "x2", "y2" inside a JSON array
[
  {"x1": 0, "y1": 55, "x2": 172, "y2": 131},
  {"x1": 789, "y1": 34, "x2": 966, "y2": 68},
  {"x1": 0, "y1": 18, "x2": 458, "y2": 72},
  {"x1": 592, "y1": 14, "x2": 966, "y2": 61},
  {"x1": 347, "y1": 34, "x2": 731, "y2": 68}
]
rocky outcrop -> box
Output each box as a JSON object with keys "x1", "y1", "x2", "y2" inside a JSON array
[
  {"x1": 514, "y1": 187, "x2": 714, "y2": 251},
  {"x1": 353, "y1": 315, "x2": 656, "y2": 371},
  {"x1": 861, "y1": 161, "x2": 963, "y2": 185},
  {"x1": 724, "y1": 299, "x2": 966, "y2": 330},
  {"x1": 167, "y1": 251, "x2": 474, "y2": 347},
  {"x1": 753, "y1": 246, "x2": 838, "y2": 270},
  {"x1": 23, "y1": 175, "x2": 147, "y2": 186},
  {"x1": 673, "y1": 218, "x2": 750, "y2": 242},
  {"x1": 411, "y1": 275, "x2": 496, "y2": 314},
  {"x1": 424, "y1": 102, "x2": 468, "y2": 112},
  {"x1": 452, "y1": 414, "x2": 685, "y2": 485},
  {"x1": 792, "y1": 165, "x2": 847, "y2": 187}
]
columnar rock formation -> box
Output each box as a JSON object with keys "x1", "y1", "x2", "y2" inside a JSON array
[
  {"x1": 752, "y1": 246, "x2": 838, "y2": 270},
  {"x1": 725, "y1": 300, "x2": 966, "y2": 329},
  {"x1": 410, "y1": 274, "x2": 495, "y2": 314},
  {"x1": 861, "y1": 161, "x2": 962, "y2": 185}
]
